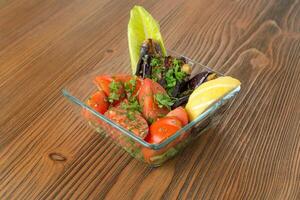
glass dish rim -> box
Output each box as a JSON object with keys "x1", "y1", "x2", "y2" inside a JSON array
[{"x1": 62, "y1": 50, "x2": 241, "y2": 150}]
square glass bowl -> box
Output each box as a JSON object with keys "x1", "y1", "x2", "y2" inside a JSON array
[{"x1": 63, "y1": 50, "x2": 241, "y2": 167}]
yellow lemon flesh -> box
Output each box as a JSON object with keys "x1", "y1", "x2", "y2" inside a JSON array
[{"x1": 185, "y1": 76, "x2": 241, "y2": 121}]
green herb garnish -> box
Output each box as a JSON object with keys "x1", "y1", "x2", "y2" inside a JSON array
[
  {"x1": 172, "y1": 58, "x2": 186, "y2": 81},
  {"x1": 150, "y1": 57, "x2": 162, "y2": 67},
  {"x1": 108, "y1": 92, "x2": 119, "y2": 102},
  {"x1": 151, "y1": 66, "x2": 164, "y2": 81},
  {"x1": 108, "y1": 80, "x2": 122, "y2": 103},
  {"x1": 121, "y1": 98, "x2": 141, "y2": 113},
  {"x1": 120, "y1": 97, "x2": 142, "y2": 121},
  {"x1": 148, "y1": 118, "x2": 154, "y2": 124},
  {"x1": 163, "y1": 58, "x2": 187, "y2": 95},
  {"x1": 124, "y1": 77, "x2": 137, "y2": 98},
  {"x1": 127, "y1": 111, "x2": 136, "y2": 120},
  {"x1": 154, "y1": 93, "x2": 174, "y2": 110},
  {"x1": 174, "y1": 65, "x2": 186, "y2": 81},
  {"x1": 150, "y1": 57, "x2": 164, "y2": 81},
  {"x1": 165, "y1": 69, "x2": 177, "y2": 91},
  {"x1": 172, "y1": 58, "x2": 181, "y2": 67}
]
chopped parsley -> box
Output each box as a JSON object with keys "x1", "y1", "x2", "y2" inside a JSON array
[
  {"x1": 121, "y1": 98, "x2": 141, "y2": 113},
  {"x1": 150, "y1": 57, "x2": 162, "y2": 67},
  {"x1": 165, "y1": 69, "x2": 176, "y2": 87},
  {"x1": 124, "y1": 77, "x2": 137, "y2": 98},
  {"x1": 148, "y1": 118, "x2": 154, "y2": 124},
  {"x1": 108, "y1": 80, "x2": 122, "y2": 103},
  {"x1": 120, "y1": 97, "x2": 142, "y2": 120},
  {"x1": 174, "y1": 64, "x2": 186, "y2": 81},
  {"x1": 172, "y1": 58, "x2": 186, "y2": 81},
  {"x1": 165, "y1": 68, "x2": 177, "y2": 94},
  {"x1": 154, "y1": 93, "x2": 174, "y2": 110},
  {"x1": 149, "y1": 56, "x2": 188, "y2": 97},
  {"x1": 172, "y1": 58, "x2": 181, "y2": 67},
  {"x1": 127, "y1": 111, "x2": 136, "y2": 120},
  {"x1": 150, "y1": 57, "x2": 164, "y2": 81},
  {"x1": 151, "y1": 66, "x2": 164, "y2": 81},
  {"x1": 163, "y1": 58, "x2": 187, "y2": 95}
]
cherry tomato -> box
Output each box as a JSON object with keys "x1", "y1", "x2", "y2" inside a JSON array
[
  {"x1": 145, "y1": 116, "x2": 182, "y2": 144},
  {"x1": 167, "y1": 106, "x2": 189, "y2": 126},
  {"x1": 138, "y1": 78, "x2": 169, "y2": 123},
  {"x1": 86, "y1": 91, "x2": 109, "y2": 114},
  {"x1": 94, "y1": 75, "x2": 142, "y2": 103},
  {"x1": 94, "y1": 75, "x2": 112, "y2": 96},
  {"x1": 82, "y1": 90, "x2": 109, "y2": 126},
  {"x1": 120, "y1": 76, "x2": 142, "y2": 97},
  {"x1": 94, "y1": 75, "x2": 126, "y2": 105},
  {"x1": 142, "y1": 116, "x2": 183, "y2": 163}
]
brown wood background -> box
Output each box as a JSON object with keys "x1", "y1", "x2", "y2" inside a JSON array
[{"x1": 1, "y1": 0, "x2": 300, "y2": 199}]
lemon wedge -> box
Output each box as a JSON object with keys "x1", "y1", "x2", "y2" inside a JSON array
[{"x1": 185, "y1": 76, "x2": 241, "y2": 120}]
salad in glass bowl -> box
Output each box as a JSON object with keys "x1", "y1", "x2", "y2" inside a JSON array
[{"x1": 63, "y1": 6, "x2": 241, "y2": 166}]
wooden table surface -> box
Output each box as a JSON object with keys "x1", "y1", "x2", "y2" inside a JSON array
[{"x1": 1, "y1": 0, "x2": 300, "y2": 199}]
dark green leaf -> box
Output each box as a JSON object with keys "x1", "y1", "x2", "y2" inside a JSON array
[{"x1": 154, "y1": 93, "x2": 174, "y2": 110}]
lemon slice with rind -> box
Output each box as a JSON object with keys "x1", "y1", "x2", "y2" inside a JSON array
[{"x1": 185, "y1": 76, "x2": 241, "y2": 121}]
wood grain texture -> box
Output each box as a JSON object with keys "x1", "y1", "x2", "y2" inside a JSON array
[{"x1": 1, "y1": 0, "x2": 300, "y2": 199}]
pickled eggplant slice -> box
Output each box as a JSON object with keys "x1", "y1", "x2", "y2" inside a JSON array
[
  {"x1": 135, "y1": 58, "x2": 143, "y2": 76},
  {"x1": 140, "y1": 40, "x2": 150, "y2": 57},
  {"x1": 188, "y1": 71, "x2": 210, "y2": 90},
  {"x1": 171, "y1": 95, "x2": 189, "y2": 109},
  {"x1": 164, "y1": 56, "x2": 173, "y2": 68},
  {"x1": 141, "y1": 39, "x2": 162, "y2": 56},
  {"x1": 154, "y1": 42, "x2": 162, "y2": 55},
  {"x1": 171, "y1": 80, "x2": 187, "y2": 97},
  {"x1": 136, "y1": 39, "x2": 163, "y2": 76},
  {"x1": 142, "y1": 55, "x2": 152, "y2": 78},
  {"x1": 157, "y1": 78, "x2": 167, "y2": 88}
]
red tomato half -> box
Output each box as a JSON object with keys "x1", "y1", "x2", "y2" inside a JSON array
[
  {"x1": 138, "y1": 78, "x2": 169, "y2": 123},
  {"x1": 145, "y1": 116, "x2": 182, "y2": 144},
  {"x1": 94, "y1": 75, "x2": 126, "y2": 105},
  {"x1": 94, "y1": 75, "x2": 112, "y2": 96},
  {"x1": 94, "y1": 75, "x2": 142, "y2": 104},
  {"x1": 104, "y1": 107, "x2": 149, "y2": 139},
  {"x1": 82, "y1": 90, "x2": 109, "y2": 126},
  {"x1": 142, "y1": 116, "x2": 183, "y2": 163},
  {"x1": 86, "y1": 90, "x2": 109, "y2": 114},
  {"x1": 167, "y1": 106, "x2": 189, "y2": 126},
  {"x1": 120, "y1": 76, "x2": 142, "y2": 98}
]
